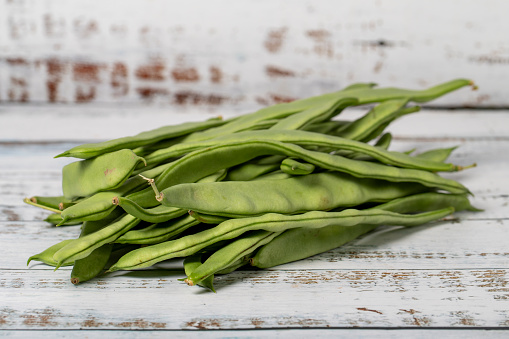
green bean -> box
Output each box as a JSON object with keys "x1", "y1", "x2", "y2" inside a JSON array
[
  {"x1": 226, "y1": 159, "x2": 281, "y2": 181},
  {"x1": 162, "y1": 171, "x2": 426, "y2": 218},
  {"x1": 341, "y1": 82, "x2": 378, "y2": 91},
  {"x1": 280, "y1": 158, "x2": 315, "y2": 175},
  {"x1": 269, "y1": 97, "x2": 357, "y2": 131},
  {"x1": 185, "y1": 230, "x2": 281, "y2": 287},
  {"x1": 334, "y1": 99, "x2": 408, "y2": 140},
  {"x1": 55, "y1": 117, "x2": 226, "y2": 159},
  {"x1": 360, "y1": 106, "x2": 422, "y2": 143},
  {"x1": 27, "y1": 239, "x2": 75, "y2": 267},
  {"x1": 416, "y1": 146, "x2": 458, "y2": 162},
  {"x1": 251, "y1": 170, "x2": 291, "y2": 181},
  {"x1": 108, "y1": 207, "x2": 454, "y2": 272},
  {"x1": 70, "y1": 208, "x2": 124, "y2": 284},
  {"x1": 128, "y1": 138, "x2": 470, "y2": 209},
  {"x1": 115, "y1": 169, "x2": 228, "y2": 222},
  {"x1": 114, "y1": 198, "x2": 187, "y2": 223},
  {"x1": 60, "y1": 191, "x2": 120, "y2": 225},
  {"x1": 250, "y1": 192, "x2": 479, "y2": 268},
  {"x1": 188, "y1": 210, "x2": 229, "y2": 224},
  {"x1": 116, "y1": 214, "x2": 200, "y2": 245},
  {"x1": 144, "y1": 130, "x2": 467, "y2": 173},
  {"x1": 375, "y1": 133, "x2": 393, "y2": 149},
  {"x1": 183, "y1": 254, "x2": 216, "y2": 292},
  {"x1": 53, "y1": 214, "x2": 140, "y2": 269},
  {"x1": 59, "y1": 161, "x2": 178, "y2": 225},
  {"x1": 183, "y1": 79, "x2": 472, "y2": 143},
  {"x1": 303, "y1": 120, "x2": 350, "y2": 135},
  {"x1": 44, "y1": 213, "x2": 81, "y2": 226},
  {"x1": 25, "y1": 196, "x2": 70, "y2": 211},
  {"x1": 23, "y1": 197, "x2": 61, "y2": 214},
  {"x1": 137, "y1": 140, "x2": 469, "y2": 206},
  {"x1": 62, "y1": 149, "x2": 146, "y2": 200}
]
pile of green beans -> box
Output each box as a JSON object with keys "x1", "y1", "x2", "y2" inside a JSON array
[{"x1": 25, "y1": 79, "x2": 480, "y2": 291}]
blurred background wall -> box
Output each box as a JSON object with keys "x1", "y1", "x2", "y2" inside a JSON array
[{"x1": 0, "y1": 0, "x2": 507, "y2": 112}]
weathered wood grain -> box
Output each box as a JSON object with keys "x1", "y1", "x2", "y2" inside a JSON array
[
  {"x1": 0, "y1": 329, "x2": 507, "y2": 338},
  {"x1": 1, "y1": 268, "x2": 508, "y2": 329},
  {"x1": 0, "y1": 103, "x2": 508, "y2": 335},
  {"x1": 1, "y1": 218, "x2": 506, "y2": 271},
  {"x1": 0, "y1": 0, "x2": 507, "y2": 108}
]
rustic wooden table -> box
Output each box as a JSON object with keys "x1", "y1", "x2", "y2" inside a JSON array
[{"x1": 0, "y1": 105, "x2": 508, "y2": 338}]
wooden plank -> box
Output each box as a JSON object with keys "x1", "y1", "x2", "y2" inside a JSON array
[
  {"x1": 0, "y1": 329, "x2": 508, "y2": 338},
  {"x1": 1, "y1": 268, "x2": 508, "y2": 329},
  {"x1": 2, "y1": 218, "x2": 506, "y2": 271},
  {"x1": 0, "y1": 0, "x2": 506, "y2": 108}
]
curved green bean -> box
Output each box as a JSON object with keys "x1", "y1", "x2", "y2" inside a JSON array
[
  {"x1": 53, "y1": 214, "x2": 140, "y2": 269},
  {"x1": 108, "y1": 207, "x2": 454, "y2": 272},
  {"x1": 116, "y1": 214, "x2": 200, "y2": 245},
  {"x1": 250, "y1": 192, "x2": 479, "y2": 268},
  {"x1": 56, "y1": 117, "x2": 226, "y2": 159}
]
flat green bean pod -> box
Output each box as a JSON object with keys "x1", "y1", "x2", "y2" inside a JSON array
[
  {"x1": 27, "y1": 239, "x2": 75, "y2": 267},
  {"x1": 53, "y1": 214, "x2": 140, "y2": 269},
  {"x1": 59, "y1": 161, "x2": 177, "y2": 225},
  {"x1": 144, "y1": 139, "x2": 468, "y2": 204},
  {"x1": 162, "y1": 171, "x2": 427, "y2": 218},
  {"x1": 108, "y1": 207, "x2": 454, "y2": 272},
  {"x1": 62, "y1": 149, "x2": 146, "y2": 200},
  {"x1": 56, "y1": 118, "x2": 226, "y2": 159}
]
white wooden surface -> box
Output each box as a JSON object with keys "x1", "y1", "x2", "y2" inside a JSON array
[
  {"x1": 0, "y1": 106, "x2": 508, "y2": 337},
  {"x1": 1, "y1": 0, "x2": 508, "y2": 110}
]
